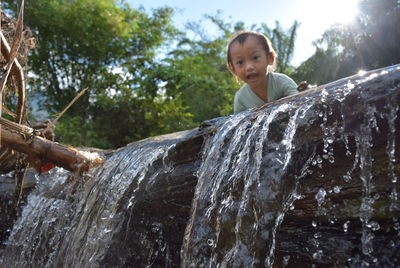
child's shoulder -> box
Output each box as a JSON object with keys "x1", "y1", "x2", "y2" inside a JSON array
[
  {"x1": 235, "y1": 83, "x2": 250, "y2": 95},
  {"x1": 270, "y1": 72, "x2": 292, "y2": 79},
  {"x1": 270, "y1": 72, "x2": 296, "y2": 83},
  {"x1": 234, "y1": 83, "x2": 253, "y2": 103}
]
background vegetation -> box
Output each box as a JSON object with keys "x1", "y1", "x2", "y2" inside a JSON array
[{"x1": 3, "y1": 0, "x2": 400, "y2": 149}]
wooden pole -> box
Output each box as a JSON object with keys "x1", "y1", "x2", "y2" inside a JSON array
[{"x1": 0, "y1": 125, "x2": 103, "y2": 172}]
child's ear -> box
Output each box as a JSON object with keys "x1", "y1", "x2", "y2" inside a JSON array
[
  {"x1": 228, "y1": 63, "x2": 237, "y2": 76},
  {"x1": 267, "y1": 53, "x2": 274, "y2": 65}
]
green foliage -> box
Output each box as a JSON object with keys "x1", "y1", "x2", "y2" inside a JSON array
[
  {"x1": 293, "y1": 0, "x2": 400, "y2": 85},
  {"x1": 356, "y1": 0, "x2": 400, "y2": 68},
  {"x1": 4, "y1": 1, "x2": 299, "y2": 149},
  {"x1": 5, "y1": 0, "x2": 188, "y2": 148},
  {"x1": 291, "y1": 48, "x2": 340, "y2": 85},
  {"x1": 259, "y1": 21, "x2": 299, "y2": 74},
  {"x1": 157, "y1": 15, "x2": 299, "y2": 122},
  {"x1": 160, "y1": 24, "x2": 238, "y2": 121}
]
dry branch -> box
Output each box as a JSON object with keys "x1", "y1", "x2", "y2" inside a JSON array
[
  {"x1": 0, "y1": 117, "x2": 104, "y2": 172},
  {"x1": 0, "y1": 32, "x2": 26, "y2": 123}
]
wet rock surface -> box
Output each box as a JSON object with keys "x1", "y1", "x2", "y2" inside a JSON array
[
  {"x1": 1, "y1": 65, "x2": 400, "y2": 267},
  {"x1": 182, "y1": 65, "x2": 400, "y2": 267}
]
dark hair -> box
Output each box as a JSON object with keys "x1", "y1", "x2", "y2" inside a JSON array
[{"x1": 227, "y1": 31, "x2": 277, "y2": 67}]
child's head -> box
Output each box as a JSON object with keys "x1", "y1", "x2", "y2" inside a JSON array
[
  {"x1": 227, "y1": 31, "x2": 276, "y2": 68},
  {"x1": 227, "y1": 31, "x2": 277, "y2": 88}
]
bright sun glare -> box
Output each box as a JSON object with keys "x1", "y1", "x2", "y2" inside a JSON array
[
  {"x1": 335, "y1": 0, "x2": 361, "y2": 23},
  {"x1": 312, "y1": 0, "x2": 361, "y2": 25}
]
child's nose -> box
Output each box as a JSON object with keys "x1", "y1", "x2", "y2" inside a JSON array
[{"x1": 245, "y1": 62, "x2": 255, "y2": 71}]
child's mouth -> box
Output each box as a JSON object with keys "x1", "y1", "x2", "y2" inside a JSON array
[{"x1": 246, "y1": 73, "x2": 258, "y2": 81}]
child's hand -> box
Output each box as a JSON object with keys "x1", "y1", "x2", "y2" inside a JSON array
[{"x1": 297, "y1": 81, "x2": 310, "y2": 92}]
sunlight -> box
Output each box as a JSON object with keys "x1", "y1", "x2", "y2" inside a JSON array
[
  {"x1": 332, "y1": 0, "x2": 361, "y2": 23},
  {"x1": 311, "y1": 0, "x2": 361, "y2": 25},
  {"x1": 358, "y1": 70, "x2": 366, "y2": 76}
]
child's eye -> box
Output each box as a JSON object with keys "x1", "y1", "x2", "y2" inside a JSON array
[
  {"x1": 253, "y1": 55, "x2": 260, "y2": 60},
  {"x1": 236, "y1": 60, "x2": 243, "y2": 65}
]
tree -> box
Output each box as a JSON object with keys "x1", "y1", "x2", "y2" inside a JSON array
[
  {"x1": 157, "y1": 17, "x2": 238, "y2": 122},
  {"x1": 259, "y1": 21, "x2": 299, "y2": 74},
  {"x1": 3, "y1": 2, "x2": 300, "y2": 148},
  {"x1": 156, "y1": 14, "x2": 299, "y2": 122},
  {"x1": 356, "y1": 0, "x2": 400, "y2": 68},
  {"x1": 291, "y1": 48, "x2": 340, "y2": 86},
  {"x1": 293, "y1": 0, "x2": 400, "y2": 85},
  {"x1": 4, "y1": 0, "x2": 190, "y2": 148}
]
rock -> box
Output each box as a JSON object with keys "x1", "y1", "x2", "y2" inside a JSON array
[
  {"x1": 182, "y1": 65, "x2": 400, "y2": 267},
  {"x1": 1, "y1": 65, "x2": 400, "y2": 267}
]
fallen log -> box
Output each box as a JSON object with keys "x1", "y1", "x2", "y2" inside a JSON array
[
  {"x1": 1, "y1": 65, "x2": 400, "y2": 267},
  {"x1": 181, "y1": 65, "x2": 400, "y2": 267},
  {"x1": 0, "y1": 117, "x2": 104, "y2": 172}
]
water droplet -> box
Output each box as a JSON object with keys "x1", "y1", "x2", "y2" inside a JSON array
[
  {"x1": 282, "y1": 255, "x2": 290, "y2": 266},
  {"x1": 333, "y1": 186, "x2": 342, "y2": 193},
  {"x1": 362, "y1": 260, "x2": 371, "y2": 267},
  {"x1": 343, "y1": 220, "x2": 350, "y2": 232},
  {"x1": 293, "y1": 192, "x2": 304, "y2": 200},
  {"x1": 347, "y1": 81, "x2": 355, "y2": 89},
  {"x1": 315, "y1": 188, "x2": 326, "y2": 206},
  {"x1": 361, "y1": 232, "x2": 375, "y2": 255},
  {"x1": 343, "y1": 174, "x2": 352, "y2": 182},
  {"x1": 358, "y1": 70, "x2": 366, "y2": 76},
  {"x1": 312, "y1": 250, "x2": 323, "y2": 260},
  {"x1": 207, "y1": 239, "x2": 214, "y2": 247},
  {"x1": 327, "y1": 137, "x2": 334, "y2": 144},
  {"x1": 312, "y1": 221, "x2": 317, "y2": 227},
  {"x1": 390, "y1": 189, "x2": 398, "y2": 201},
  {"x1": 367, "y1": 221, "x2": 380, "y2": 231},
  {"x1": 127, "y1": 199, "x2": 134, "y2": 209}
]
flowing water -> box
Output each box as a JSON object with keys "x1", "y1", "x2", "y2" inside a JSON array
[
  {"x1": 182, "y1": 65, "x2": 400, "y2": 267},
  {"x1": 1, "y1": 131, "x2": 202, "y2": 267},
  {"x1": 1, "y1": 65, "x2": 400, "y2": 267}
]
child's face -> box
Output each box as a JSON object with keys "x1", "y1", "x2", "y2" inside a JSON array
[{"x1": 229, "y1": 36, "x2": 273, "y2": 89}]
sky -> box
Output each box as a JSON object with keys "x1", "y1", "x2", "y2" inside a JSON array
[{"x1": 127, "y1": 0, "x2": 361, "y2": 66}]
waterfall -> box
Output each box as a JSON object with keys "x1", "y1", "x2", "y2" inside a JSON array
[
  {"x1": 182, "y1": 65, "x2": 400, "y2": 267},
  {"x1": 1, "y1": 65, "x2": 400, "y2": 267},
  {"x1": 1, "y1": 132, "x2": 202, "y2": 267},
  {"x1": 181, "y1": 102, "x2": 313, "y2": 267}
]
